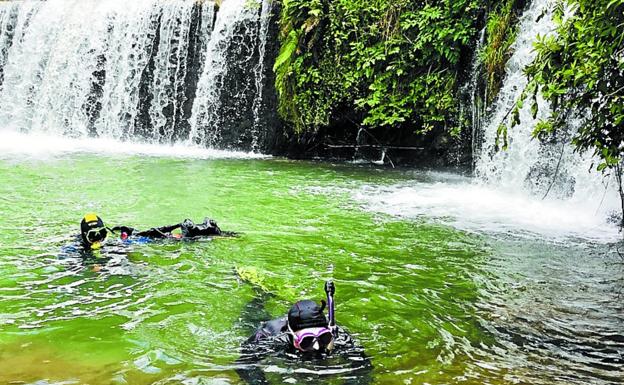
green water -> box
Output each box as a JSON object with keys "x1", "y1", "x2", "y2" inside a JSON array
[{"x1": 0, "y1": 155, "x2": 622, "y2": 385}]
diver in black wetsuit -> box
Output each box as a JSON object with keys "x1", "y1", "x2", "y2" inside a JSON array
[
  {"x1": 236, "y1": 281, "x2": 373, "y2": 385},
  {"x1": 63, "y1": 213, "x2": 225, "y2": 255},
  {"x1": 111, "y1": 217, "x2": 223, "y2": 242},
  {"x1": 61, "y1": 214, "x2": 227, "y2": 271}
]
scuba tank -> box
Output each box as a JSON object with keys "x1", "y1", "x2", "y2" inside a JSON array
[{"x1": 181, "y1": 218, "x2": 222, "y2": 237}]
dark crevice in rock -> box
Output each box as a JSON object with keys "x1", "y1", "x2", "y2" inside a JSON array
[
  {"x1": 0, "y1": 5, "x2": 19, "y2": 92},
  {"x1": 133, "y1": 10, "x2": 163, "y2": 141},
  {"x1": 174, "y1": 1, "x2": 205, "y2": 142}
]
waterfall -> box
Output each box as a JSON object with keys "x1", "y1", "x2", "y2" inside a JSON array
[
  {"x1": 250, "y1": 0, "x2": 272, "y2": 152},
  {"x1": 474, "y1": 0, "x2": 620, "y2": 216},
  {"x1": 0, "y1": 0, "x2": 274, "y2": 151},
  {"x1": 188, "y1": 0, "x2": 262, "y2": 148},
  {"x1": 348, "y1": 0, "x2": 620, "y2": 241},
  {"x1": 459, "y1": 25, "x2": 486, "y2": 171}
]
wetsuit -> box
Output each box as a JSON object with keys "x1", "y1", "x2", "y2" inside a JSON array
[
  {"x1": 61, "y1": 218, "x2": 224, "y2": 258},
  {"x1": 59, "y1": 235, "x2": 115, "y2": 258},
  {"x1": 113, "y1": 218, "x2": 222, "y2": 241},
  {"x1": 112, "y1": 223, "x2": 183, "y2": 242},
  {"x1": 235, "y1": 295, "x2": 373, "y2": 385}
]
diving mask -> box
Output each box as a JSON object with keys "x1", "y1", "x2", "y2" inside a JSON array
[
  {"x1": 85, "y1": 226, "x2": 107, "y2": 245},
  {"x1": 288, "y1": 325, "x2": 334, "y2": 352}
]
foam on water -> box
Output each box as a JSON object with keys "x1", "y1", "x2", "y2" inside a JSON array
[
  {"x1": 0, "y1": 130, "x2": 268, "y2": 159},
  {"x1": 354, "y1": 174, "x2": 621, "y2": 243}
]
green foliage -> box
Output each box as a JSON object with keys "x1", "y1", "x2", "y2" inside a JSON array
[
  {"x1": 495, "y1": 124, "x2": 508, "y2": 150},
  {"x1": 479, "y1": 0, "x2": 521, "y2": 103},
  {"x1": 520, "y1": 0, "x2": 624, "y2": 174},
  {"x1": 273, "y1": 0, "x2": 324, "y2": 127},
  {"x1": 274, "y1": 0, "x2": 484, "y2": 134}
]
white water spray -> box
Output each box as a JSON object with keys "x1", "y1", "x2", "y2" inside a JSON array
[
  {"x1": 476, "y1": 0, "x2": 617, "y2": 208},
  {"x1": 188, "y1": 0, "x2": 269, "y2": 147},
  {"x1": 0, "y1": 130, "x2": 268, "y2": 160},
  {"x1": 356, "y1": 0, "x2": 621, "y2": 241},
  {"x1": 0, "y1": 0, "x2": 271, "y2": 150},
  {"x1": 476, "y1": 0, "x2": 554, "y2": 189}
]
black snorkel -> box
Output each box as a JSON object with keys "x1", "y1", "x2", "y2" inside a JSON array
[{"x1": 324, "y1": 281, "x2": 336, "y2": 336}]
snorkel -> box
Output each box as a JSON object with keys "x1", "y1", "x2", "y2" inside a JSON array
[{"x1": 324, "y1": 281, "x2": 336, "y2": 335}]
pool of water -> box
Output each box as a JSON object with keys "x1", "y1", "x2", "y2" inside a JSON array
[{"x1": 0, "y1": 145, "x2": 622, "y2": 384}]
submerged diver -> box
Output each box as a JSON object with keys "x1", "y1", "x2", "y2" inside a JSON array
[
  {"x1": 236, "y1": 281, "x2": 372, "y2": 384},
  {"x1": 74, "y1": 213, "x2": 224, "y2": 251}
]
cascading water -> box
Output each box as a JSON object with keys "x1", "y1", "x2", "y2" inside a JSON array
[
  {"x1": 476, "y1": 0, "x2": 619, "y2": 209},
  {"x1": 188, "y1": 0, "x2": 262, "y2": 148},
  {"x1": 476, "y1": 0, "x2": 554, "y2": 190},
  {"x1": 0, "y1": 0, "x2": 274, "y2": 151},
  {"x1": 470, "y1": 28, "x2": 487, "y2": 171},
  {"x1": 354, "y1": 0, "x2": 621, "y2": 241},
  {"x1": 250, "y1": 0, "x2": 272, "y2": 152},
  {"x1": 0, "y1": 1, "x2": 19, "y2": 88},
  {"x1": 145, "y1": 1, "x2": 198, "y2": 142},
  {"x1": 458, "y1": 25, "x2": 486, "y2": 171}
]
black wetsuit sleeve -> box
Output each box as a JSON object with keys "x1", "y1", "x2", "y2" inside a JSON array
[
  {"x1": 236, "y1": 317, "x2": 289, "y2": 385},
  {"x1": 135, "y1": 223, "x2": 181, "y2": 238},
  {"x1": 181, "y1": 218, "x2": 222, "y2": 237},
  {"x1": 236, "y1": 341, "x2": 270, "y2": 385},
  {"x1": 235, "y1": 280, "x2": 288, "y2": 385},
  {"x1": 111, "y1": 226, "x2": 136, "y2": 236}
]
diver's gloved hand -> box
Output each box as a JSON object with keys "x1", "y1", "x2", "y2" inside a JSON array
[
  {"x1": 204, "y1": 217, "x2": 221, "y2": 234},
  {"x1": 203, "y1": 217, "x2": 222, "y2": 236}
]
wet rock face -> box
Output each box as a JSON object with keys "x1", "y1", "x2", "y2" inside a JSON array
[
  {"x1": 252, "y1": 4, "x2": 282, "y2": 154},
  {"x1": 133, "y1": 11, "x2": 162, "y2": 141},
  {"x1": 131, "y1": 1, "x2": 213, "y2": 144},
  {"x1": 205, "y1": 1, "x2": 282, "y2": 153},
  {"x1": 207, "y1": 18, "x2": 261, "y2": 150},
  {"x1": 174, "y1": 2, "x2": 206, "y2": 143},
  {"x1": 180, "y1": 0, "x2": 282, "y2": 153}
]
